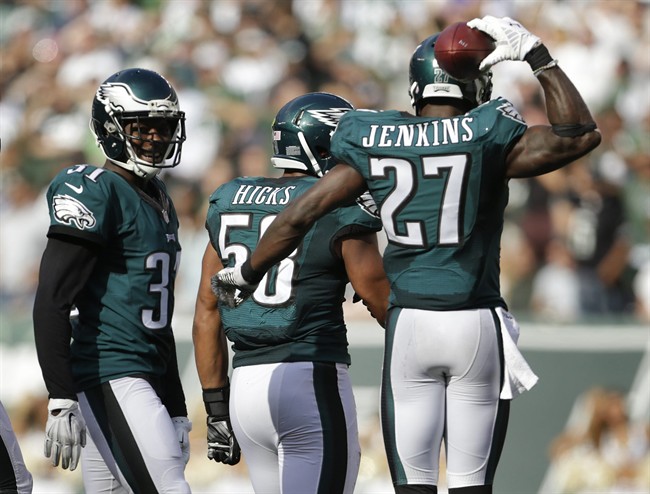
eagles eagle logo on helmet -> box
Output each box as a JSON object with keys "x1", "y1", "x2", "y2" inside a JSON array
[{"x1": 305, "y1": 108, "x2": 351, "y2": 129}]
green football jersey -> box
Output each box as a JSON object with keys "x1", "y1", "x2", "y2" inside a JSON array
[
  {"x1": 46, "y1": 164, "x2": 181, "y2": 391},
  {"x1": 206, "y1": 176, "x2": 382, "y2": 368},
  {"x1": 331, "y1": 98, "x2": 527, "y2": 310}
]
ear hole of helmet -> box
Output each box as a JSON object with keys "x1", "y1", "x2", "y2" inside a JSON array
[
  {"x1": 315, "y1": 145, "x2": 330, "y2": 159},
  {"x1": 103, "y1": 120, "x2": 118, "y2": 134}
]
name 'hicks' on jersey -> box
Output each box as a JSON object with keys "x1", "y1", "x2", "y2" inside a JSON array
[{"x1": 231, "y1": 184, "x2": 297, "y2": 206}]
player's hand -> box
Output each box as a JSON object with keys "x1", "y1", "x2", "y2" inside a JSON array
[
  {"x1": 467, "y1": 16, "x2": 541, "y2": 70},
  {"x1": 206, "y1": 416, "x2": 241, "y2": 465},
  {"x1": 44, "y1": 398, "x2": 87, "y2": 471},
  {"x1": 171, "y1": 416, "x2": 192, "y2": 465},
  {"x1": 203, "y1": 385, "x2": 241, "y2": 465},
  {"x1": 211, "y1": 264, "x2": 259, "y2": 308}
]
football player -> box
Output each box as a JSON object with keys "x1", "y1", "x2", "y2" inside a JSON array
[
  {"x1": 33, "y1": 68, "x2": 192, "y2": 493},
  {"x1": 192, "y1": 92, "x2": 389, "y2": 493},
  {"x1": 214, "y1": 17, "x2": 601, "y2": 494},
  {"x1": 0, "y1": 400, "x2": 33, "y2": 493}
]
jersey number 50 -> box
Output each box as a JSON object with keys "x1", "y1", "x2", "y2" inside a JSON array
[{"x1": 218, "y1": 213, "x2": 298, "y2": 306}]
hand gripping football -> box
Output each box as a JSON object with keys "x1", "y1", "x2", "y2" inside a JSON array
[{"x1": 434, "y1": 22, "x2": 496, "y2": 81}]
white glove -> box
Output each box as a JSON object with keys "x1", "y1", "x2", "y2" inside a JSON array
[
  {"x1": 172, "y1": 416, "x2": 192, "y2": 465},
  {"x1": 45, "y1": 398, "x2": 86, "y2": 471},
  {"x1": 211, "y1": 264, "x2": 259, "y2": 308},
  {"x1": 467, "y1": 16, "x2": 541, "y2": 70}
]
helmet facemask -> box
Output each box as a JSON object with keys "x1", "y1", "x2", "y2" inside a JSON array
[{"x1": 99, "y1": 112, "x2": 185, "y2": 179}]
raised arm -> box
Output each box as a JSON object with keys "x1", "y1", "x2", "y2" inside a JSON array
[
  {"x1": 505, "y1": 65, "x2": 601, "y2": 178},
  {"x1": 468, "y1": 16, "x2": 601, "y2": 178}
]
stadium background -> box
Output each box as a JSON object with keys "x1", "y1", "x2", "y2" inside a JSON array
[{"x1": 1, "y1": 0, "x2": 648, "y2": 492}]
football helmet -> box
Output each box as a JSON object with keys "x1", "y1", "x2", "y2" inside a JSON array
[
  {"x1": 90, "y1": 68, "x2": 186, "y2": 179},
  {"x1": 271, "y1": 92, "x2": 354, "y2": 177},
  {"x1": 408, "y1": 34, "x2": 492, "y2": 114}
]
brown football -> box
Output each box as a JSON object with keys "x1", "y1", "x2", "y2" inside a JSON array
[{"x1": 434, "y1": 22, "x2": 495, "y2": 81}]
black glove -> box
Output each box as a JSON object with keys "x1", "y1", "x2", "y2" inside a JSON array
[{"x1": 203, "y1": 384, "x2": 241, "y2": 465}]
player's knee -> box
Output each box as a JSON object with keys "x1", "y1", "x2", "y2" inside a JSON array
[{"x1": 160, "y1": 467, "x2": 191, "y2": 494}]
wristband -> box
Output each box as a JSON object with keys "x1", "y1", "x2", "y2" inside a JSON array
[
  {"x1": 525, "y1": 44, "x2": 557, "y2": 75},
  {"x1": 241, "y1": 259, "x2": 264, "y2": 285},
  {"x1": 551, "y1": 123, "x2": 598, "y2": 137},
  {"x1": 203, "y1": 383, "x2": 230, "y2": 416}
]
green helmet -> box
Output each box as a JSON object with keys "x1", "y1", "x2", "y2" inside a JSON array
[
  {"x1": 271, "y1": 92, "x2": 354, "y2": 177},
  {"x1": 90, "y1": 68, "x2": 186, "y2": 179},
  {"x1": 408, "y1": 34, "x2": 492, "y2": 114}
]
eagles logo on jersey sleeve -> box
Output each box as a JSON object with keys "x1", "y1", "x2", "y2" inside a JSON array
[
  {"x1": 52, "y1": 194, "x2": 97, "y2": 230},
  {"x1": 355, "y1": 191, "x2": 379, "y2": 219},
  {"x1": 46, "y1": 165, "x2": 113, "y2": 243},
  {"x1": 495, "y1": 99, "x2": 525, "y2": 124}
]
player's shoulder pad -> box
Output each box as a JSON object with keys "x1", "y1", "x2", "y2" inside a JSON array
[
  {"x1": 354, "y1": 191, "x2": 380, "y2": 220},
  {"x1": 333, "y1": 109, "x2": 403, "y2": 148},
  {"x1": 49, "y1": 164, "x2": 114, "y2": 195},
  {"x1": 209, "y1": 178, "x2": 242, "y2": 204},
  {"x1": 338, "y1": 108, "x2": 398, "y2": 125},
  {"x1": 478, "y1": 97, "x2": 526, "y2": 125}
]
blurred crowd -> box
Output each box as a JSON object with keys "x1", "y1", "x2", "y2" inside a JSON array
[
  {"x1": 546, "y1": 387, "x2": 650, "y2": 493},
  {"x1": 1, "y1": 0, "x2": 649, "y2": 328},
  {"x1": 1, "y1": 1, "x2": 648, "y2": 492}
]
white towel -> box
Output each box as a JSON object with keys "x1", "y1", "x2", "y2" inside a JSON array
[{"x1": 496, "y1": 308, "x2": 539, "y2": 400}]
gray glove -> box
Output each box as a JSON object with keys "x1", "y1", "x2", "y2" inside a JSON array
[
  {"x1": 44, "y1": 398, "x2": 87, "y2": 471},
  {"x1": 203, "y1": 386, "x2": 241, "y2": 465},
  {"x1": 171, "y1": 416, "x2": 192, "y2": 465}
]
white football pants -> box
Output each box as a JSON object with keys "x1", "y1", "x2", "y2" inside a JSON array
[
  {"x1": 231, "y1": 361, "x2": 360, "y2": 494},
  {"x1": 0, "y1": 400, "x2": 33, "y2": 493},
  {"x1": 381, "y1": 307, "x2": 510, "y2": 489},
  {"x1": 77, "y1": 376, "x2": 190, "y2": 494}
]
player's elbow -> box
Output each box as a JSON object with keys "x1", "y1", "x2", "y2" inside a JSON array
[
  {"x1": 557, "y1": 130, "x2": 602, "y2": 167},
  {"x1": 583, "y1": 128, "x2": 602, "y2": 153}
]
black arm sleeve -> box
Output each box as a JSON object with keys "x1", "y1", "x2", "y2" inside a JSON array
[
  {"x1": 161, "y1": 335, "x2": 188, "y2": 418},
  {"x1": 33, "y1": 236, "x2": 99, "y2": 400}
]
